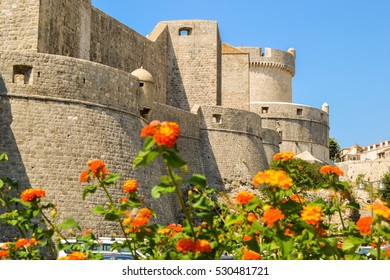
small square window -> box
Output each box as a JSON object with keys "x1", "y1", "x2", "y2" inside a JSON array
[
  {"x1": 212, "y1": 114, "x2": 222, "y2": 124},
  {"x1": 261, "y1": 107, "x2": 269, "y2": 114},
  {"x1": 139, "y1": 82, "x2": 144, "y2": 87},
  {"x1": 13, "y1": 65, "x2": 33, "y2": 85},
  {"x1": 179, "y1": 27, "x2": 192, "y2": 36},
  {"x1": 297, "y1": 108, "x2": 303, "y2": 116}
]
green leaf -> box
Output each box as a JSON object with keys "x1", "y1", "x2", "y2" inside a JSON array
[
  {"x1": 270, "y1": 241, "x2": 280, "y2": 251},
  {"x1": 244, "y1": 196, "x2": 262, "y2": 212},
  {"x1": 345, "y1": 200, "x2": 360, "y2": 210},
  {"x1": 225, "y1": 214, "x2": 245, "y2": 227},
  {"x1": 151, "y1": 184, "x2": 176, "y2": 198},
  {"x1": 0, "y1": 152, "x2": 8, "y2": 161},
  {"x1": 103, "y1": 173, "x2": 120, "y2": 184},
  {"x1": 143, "y1": 136, "x2": 156, "y2": 150},
  {"x1": 192, "y1": 195, "x2": 210, "y2": 210},
  {"x1": 0, "y1": 179, "x2": 3, "y2": 189},
  {"x1": 187, "y1": 174, "x2": 207, "y2": 188},
  {"x1": 82, "y1": 185, "x2": 98, "y2": 200},
  {"x1": 342, "y1": 237, "x2": 363, "y2": 252},
  {"x1": 104, "y1": 212, "x2": 119, "y2": 221},
  {"x1": 133, "y1": 150, "x2": 160, "y2": 169},
  {"x1": 162, "y1": 150, "x2": 187, "y2": 168},
  {"x1": 57, "y1": 218, "x2": 81, "y2": 231},
  {"x1": 93, "y1": 205, "x2": 106, "y2": 215}
]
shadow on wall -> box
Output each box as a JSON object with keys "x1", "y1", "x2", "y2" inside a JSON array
[
  {"x1": 197, "y1": 110, "x2": 223, "y2": 189},
  {"x1": 165, "y1": 33, "x2": 190, "y2": 111},
  {"x1": 0, "y1": 73, "x2": 32, "y2": 241}
]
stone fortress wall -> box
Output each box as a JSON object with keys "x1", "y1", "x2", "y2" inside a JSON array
[{"x1": 0, "y1": 0, "x2": 330, "y2": 238}]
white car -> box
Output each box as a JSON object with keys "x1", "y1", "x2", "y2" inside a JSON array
[{"x1": 58, "y1": 237, "x2": 146, "y2": 259}]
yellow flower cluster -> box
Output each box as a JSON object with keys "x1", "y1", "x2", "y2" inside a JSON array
[
  {"x1": 301, "y1": 205, "x2": 322, "y2": 226},
  {"x1": 252, "y1": 170, "x2": 293, "y2": 190},
  {"x1": 273, "y1": 152, "x2": 295, "y2": 161},
  {"x1": 368, "y1": 199, "x2": 390, "y2": 220}
]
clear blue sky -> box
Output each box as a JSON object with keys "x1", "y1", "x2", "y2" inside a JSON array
[{"x1": 92, "y1": 0, "x2": 390, "y2": 149}]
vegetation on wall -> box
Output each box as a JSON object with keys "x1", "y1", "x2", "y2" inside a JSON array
[
  {"x1": 380, "y1": 169, "x2": 390, "y2": 205},
  {"x1": 329, "y1": 137, "x2": 341, "y2": 162}
]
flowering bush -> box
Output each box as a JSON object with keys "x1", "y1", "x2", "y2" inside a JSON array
[{"x1": 1, "y1": 122, "x2": 390, "y2": 260}]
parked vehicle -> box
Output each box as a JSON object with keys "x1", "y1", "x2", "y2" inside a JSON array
[{"x1": 57, "y1": 237, "x2": 147, "y2": 259}]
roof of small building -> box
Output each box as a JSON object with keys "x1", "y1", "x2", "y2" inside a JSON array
[
  {"x1": 131, "y1": 67, "x2": 154, "y2": 82},
  {"x1": 294, "y1": 150, "x2": 325, "y2": 164},
  {"x1": 222, "y1": 43, "x2": 246, "y2": 54}
]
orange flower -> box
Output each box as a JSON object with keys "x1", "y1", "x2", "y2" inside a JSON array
[
  {"x1": 356, "y1": 216, "x2": 372, "y2": 235},
  {"x1": 252, "y1": 170, "x2": 293, "y2": 190},
  {"x1": 153, "y1": 122, "x2": 180, "y2": 148},
  {"x1": 243, "y1": 249, "x2": 261, "y2": 260},
  {"x1": 158, "y1": 224, "x2": 183, "y2": 237},
  {"x1": 176, "y1": 238, "x2": 212, "y2": 253},
  {"x1": 79, "y1": 169, "x2": 89, "y2": 183},
  {"x1": 263, "y1": 208, "x2": 285, "y2": 227},
  {"x1": 123, "y1": 179, "x2": 138, "y2": 193},
  {"x1": 387, "y1": 247, "x2": 390, "y2": 258},
  {"x1": 273, "y1": 152, "x2": 295, "y2": 161},
  {"x1": 176, "y1": 238, "x2": 195, "y2": 253},
  {"x1": 120, "y1": 197, "x2": 129, "y2": 204},
  {"x1": 247, "y1": 212, "x2": 257, "y2": 223},
  {"x1": 58, "y1": 251, "x2": 87, "y2": 260},
  {"x1": 20, "y1": 189, "x2": 46, "y2": 202},
  {"x1": 301, "y1": 205, "x2": 322, "y2": 226},
  {"x1": 195, "y1": 239, "x2": 212, "y2": 253},
  {"x1": 14, "y1": 238, "x2": 29, "y2": 250},
  {"x1": 236, "y1": 191, "x2": 256, "y2": 205},
  {"x1": 320, "y1": 165, "x2": 344, "y2": 176},
  {"x1": 87, "y1": 159, "x2": 108, "y2": 179},
  {"x1": 140, "y1": 120, "x2": 161, "y2": 137},
  {"x1": 0, "y1": 249, "x2": 9, "y2": 259},
  {"x1": 284, "y1": 228, "x2": 294, "y2": 237},
  {"x1": 131, "y1": 208, "x2": 152, "y2": 227},
  {"x1": 290, "y1": 194, "x2": 305, "y2": 203},
  {"x1": 368, "y1": 199, "x2": 390, "y2": 220},
  {"x1": 29, "y1": 238, "x2": 37, "y2": 246},
  {"x1": 243, "y1": 235, "x2": 253, "y2": 241},
  {"x1": 82, "y1": 230, "x2": 92, "y2": 235}
]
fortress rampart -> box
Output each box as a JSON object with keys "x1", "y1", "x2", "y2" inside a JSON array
[
  {"x1": 0, "y1": 0, "x2": 330, "y2": 239},
  {"x1": 197, "y1": 106, "x2": 268, "y2": 186},
  {"x1": 251, "y1": 102, "x2": 329, "y2": 162}
]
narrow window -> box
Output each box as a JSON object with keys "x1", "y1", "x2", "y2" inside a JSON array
[
  {"x1": 179, "y1": 27, "x2": 192, "y2": 36},
  {"x1": 297, "y1": 108, "x2": 303, "y2": 116},
  {"x1": 13, "y1": 65, "x2": 33, "y2": 85},
  {"x1": 212, "y1": 114, "x2": 222, "y2": 124},
  {"x1": 261, "y1": 107, "x2": 269, "y2": 114},
  {"x1": 139, "y1": 82, "x2": 144, "y2": 87}
]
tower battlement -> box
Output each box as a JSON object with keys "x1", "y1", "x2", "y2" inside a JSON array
[{"x1": 238, "y1": 47, "x2": 295, "y2": 76}]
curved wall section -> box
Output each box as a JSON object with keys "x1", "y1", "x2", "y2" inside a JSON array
[
  {"x1": 0, "y1": 51, "x2": 139, "y2": 112},
  {"x1": 197, "y1": 106, "x2": 268, "y2": 187},
  {"x1": 251, "y1": 102, "x2": 329, "y2": 163},
  {"x1": 0, "y1": 52, "x2": 188, "y2": 238},
  {"x1": 262, "y1": 128, "x2": 281, "y2": 163}
]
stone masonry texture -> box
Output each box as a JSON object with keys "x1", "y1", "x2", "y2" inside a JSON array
[{"x1": 0, "y1": 0, "x2": 329, "y2": 240}]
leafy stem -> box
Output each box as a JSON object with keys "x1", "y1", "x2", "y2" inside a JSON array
[{"x1": 166, "y1": 163, "x2": 196, "y2": 239}]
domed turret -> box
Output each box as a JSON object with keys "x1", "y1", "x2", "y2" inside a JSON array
[{"x1": 131, "y1": 67, "x2": 155, "y2": 116}]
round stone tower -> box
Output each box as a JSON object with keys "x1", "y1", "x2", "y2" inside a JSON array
[{"x1": 237, "y1": 47, "x2": 295, "y2": 103}]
